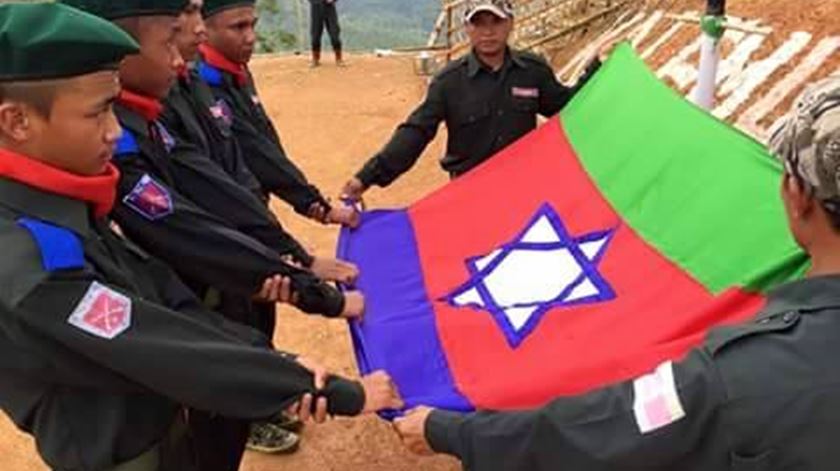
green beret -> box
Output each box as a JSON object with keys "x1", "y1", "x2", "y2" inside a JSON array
[
  {"x1": 59, "y1": 0, "x2": 189, "y2": 20},
  {"x1": 202, "y1": 0, "x2": 255, "y2": 18},
  {"x1": 0, "y1": 3, "x2": 139, "y2": 81}
]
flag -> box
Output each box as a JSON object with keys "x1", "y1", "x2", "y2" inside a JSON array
[{"x1": 338, "y1": 45, "x2": 808, "y2": 413}]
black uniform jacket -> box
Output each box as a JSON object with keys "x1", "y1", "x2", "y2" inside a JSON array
[
  {"x1": 0, "y1": 178, "x2": 364, "y2": 471},
  {"x1": 111, "y1": 104, "x2": 344, "y2": 316},
  {"x1": 196, "y1": 56, "x2": 331, "y2": 216},
  {"x1": 427, "y1": 275, "x2": 840, "y2": 471},
  {"x1": 161, "y1": 71, "x2": 313, "y2": 267},
  {"x1": 357, "y1": 49, "x2": 599, "y2": 185}
]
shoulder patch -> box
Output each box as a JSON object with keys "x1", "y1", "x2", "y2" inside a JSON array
[
  {"x1": 198, "y1": 61, "x2": 223, "y2": 87},
  {"x1": 209, "y1": 98, "x2": 234, "y2": 127},
  {"x1": 115, "y1": 127, "x2": 139, "y2": 157},
  {"x1": 16, "y1": 218, "x2": 84, "y2": 272},
  {"x1": 123, "y1": 174, "x2": 174, "y2": 221},
  {"x1": 632, "y1": 361, "x2": 686, "y2": 434},
  {"x1": 68, "y1": 282, "x2": 132, "y2": 340}
]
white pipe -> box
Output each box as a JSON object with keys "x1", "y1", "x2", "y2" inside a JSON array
[{"x1": 695, "y1": 32, "x2": 722, "y2": 110}]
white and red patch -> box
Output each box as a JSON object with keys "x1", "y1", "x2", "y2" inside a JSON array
[
  {"x1": 632, "y1": 361, "x2": 686, "y2": 434},
  {"x1": 209, "y1": 99, "x2": 234, "y2": 127},
  {"x1": 68, "y1": 282, "x2": 132, "y2": 340},
  {"x1": 512, "y1": 87, "x2": 540, "y2": 99},
  {"x1": 123, "y1": 174, "x2": 174, "y2": 221}
]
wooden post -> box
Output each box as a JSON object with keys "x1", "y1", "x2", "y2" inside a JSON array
[{"x1": 446, "y1": 5, "x2": 454, "y2": 62}]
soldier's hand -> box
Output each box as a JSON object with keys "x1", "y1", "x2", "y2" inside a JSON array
[
  {"x1": 254, "y1": 275, "x2": 297, "y2": 304},
  {"x1": 340, "y1": 177, "x2": 367, "y2": 203},
  {"x1": 310, "y1": 257, "x2": 359, "y2": 285},
  {"x1": 393, "y1": 407, "x2": 436, "y2": 456},
  {"x1": 361, "y1": 370, "x2": 404, "y2": 413},
  {"x1": 341, "y1": 291, "x2": 365, "y2": 319},
  {"x1": 326, "y1": 206, "x2": 361, "y2": 229}
]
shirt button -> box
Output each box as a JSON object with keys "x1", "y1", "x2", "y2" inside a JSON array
[
  {"x1": 782, "y1": 311, "x2": 798, "y2": 323},
  {"x1": 497, "y1": 110, "x2": 504, "y2": 117}
]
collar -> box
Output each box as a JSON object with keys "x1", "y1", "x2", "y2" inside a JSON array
[
  {"x1": 118, "y1": 90, "x2": 164, "y2": 122},
  {"x1": 0, "y1": 148, "x2": 119, "y2": 223},
  {"x1": 115, "y1": 103, "x2": 153, "y2": 139},
  {"x1": 199, "y1": 43, "x2": 248, "y2": 86},
  {"x1": 760, "y1": 275, "x2": 840, "y2": 318},
  {"x1": 467, "y1": 48, "x2": 521, "y2": 78},
  {"x1": 177, "y1": 63, "x2": 191, "y2": 82},
  {"x1": 0, "y1": 179, "x2": 91, "y2": 236}
]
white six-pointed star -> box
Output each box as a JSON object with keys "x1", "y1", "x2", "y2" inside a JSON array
[{"x1": 444, "y1": 204, "x2": 616, "y2": 348}]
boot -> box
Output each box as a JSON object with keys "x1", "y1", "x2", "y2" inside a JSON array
[
  {"x1": 335, "y1": 49, "x2": 346, "y2": 67},
  {"x1": 310, "y1": 49, "x2": 321, "y2": 68}
]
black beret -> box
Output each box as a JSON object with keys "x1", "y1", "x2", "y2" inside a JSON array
[
  {"x1": 202, "y1": 0, "x2": 255, "y2": 18},
  {"x1": 60, "y1": 0, "x2": 189, "y2": 20}
]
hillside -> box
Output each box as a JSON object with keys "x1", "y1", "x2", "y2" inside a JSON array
[{"x1": 258, "y1": 0, "x2": 440, "y2": 52}]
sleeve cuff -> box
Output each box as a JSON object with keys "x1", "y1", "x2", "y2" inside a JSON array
[
  {"x1": 322, "y1": 376, "x2": 366, "y2": 416},
  {"x1": 355, "y1": 168, "x2": 377, "y2": 189},
  {"x1": 426, "y1": 409, "x2": 467, "y2": 458}
]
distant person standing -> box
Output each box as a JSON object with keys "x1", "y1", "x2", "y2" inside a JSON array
[{"x1": 309, "y1": 0, "x2": 344, "y2": 67}]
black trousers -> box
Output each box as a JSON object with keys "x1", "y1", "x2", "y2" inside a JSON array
[
  {"x1": 310, "y1": 2, "x2": 342, "y2": 51},
  {"x1": 187, "y1": 296, "x2": 274, "y2": 471},
  {"x1": 188, "y1": 412, "x2": 250, "y2": 471}
]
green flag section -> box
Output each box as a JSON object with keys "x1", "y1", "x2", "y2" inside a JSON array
[{"x1": 564, "y1": 44, "x2": 808, "y2": 294}]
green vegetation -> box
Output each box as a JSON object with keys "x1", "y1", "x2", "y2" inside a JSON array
[{"x1": 256, "y1": 0, "x2": 440, "y2": 53}]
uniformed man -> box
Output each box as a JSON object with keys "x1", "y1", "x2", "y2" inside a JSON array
[
  {"x1": 57, "y1": 0, "x2": 362, "y2": 322},
  {"x1": 393, "y1": 77, "x2": 840, "y2": 470},
  {"x1": 58, "y1": 0, "x2": 363, "y2": 464},
  {"x1": 308, "y1": 0, "x2": 344, "y2": 68},
  {"x1": 163, "y1": 0, "x2": 358, "y2": 288},
  {"x1": 340, "y1": 0, "x2": 602, "y2": 203},
  {"x1": 0, "y1": 3, "x2": 402, "y2": 471},
  {"x1": 164, "y1": 0, "x2": 352, "y2": 458},
  {"x1": 198, "y1": 0, "x2": 359, "y2": 227}
]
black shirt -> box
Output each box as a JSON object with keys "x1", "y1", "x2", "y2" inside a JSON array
[
  {"x1": 111, "y1": 104, "x2": 345, "y2": 317},
  {"x1": 163, "y1": 70, "x2": 263, "y2": 200},
  {"x1": 161, "y1": 72, "x2": 313, "y2": 267},
  {"x1": 357, "y1": 49, "x2": 599, "y2": 186},
  {"x1": 197, "y1": 58, "x2": 331, "y2": 216}
]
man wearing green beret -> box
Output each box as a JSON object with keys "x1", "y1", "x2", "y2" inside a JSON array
[
  {"x1": 162, "y1": 0, "x2": 359, "y2": 296},
  {"x1": 163, "y1": 0, "x2": 361, "y2": 460},
  {"x1": 198, "y1": 0, "x2": 359, "y2": 227},
  {"x1": 0, "y1": 3, "x2": 402, "y2": 471},
  {"x1": 57, "y1": 0, "x2": 367, "y2": 466}
]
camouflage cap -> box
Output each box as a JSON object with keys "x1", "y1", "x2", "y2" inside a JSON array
[
  {"x1": 464, "y1": 0, "x2": 514, "y2": 23},
  {"x1": 770, "y1": 76, "x2": 840, "y2": 205}
]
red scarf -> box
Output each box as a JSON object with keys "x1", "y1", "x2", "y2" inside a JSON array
[
  {"x1": 0, "y1": 148, "x2": 119, "y2": 218},
  {"x1": 118, "y1": 90, "x2": 164, "y2": 122},
  {"x1": 199, "y1": 43, "x2": 248, "y2": 86}
]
